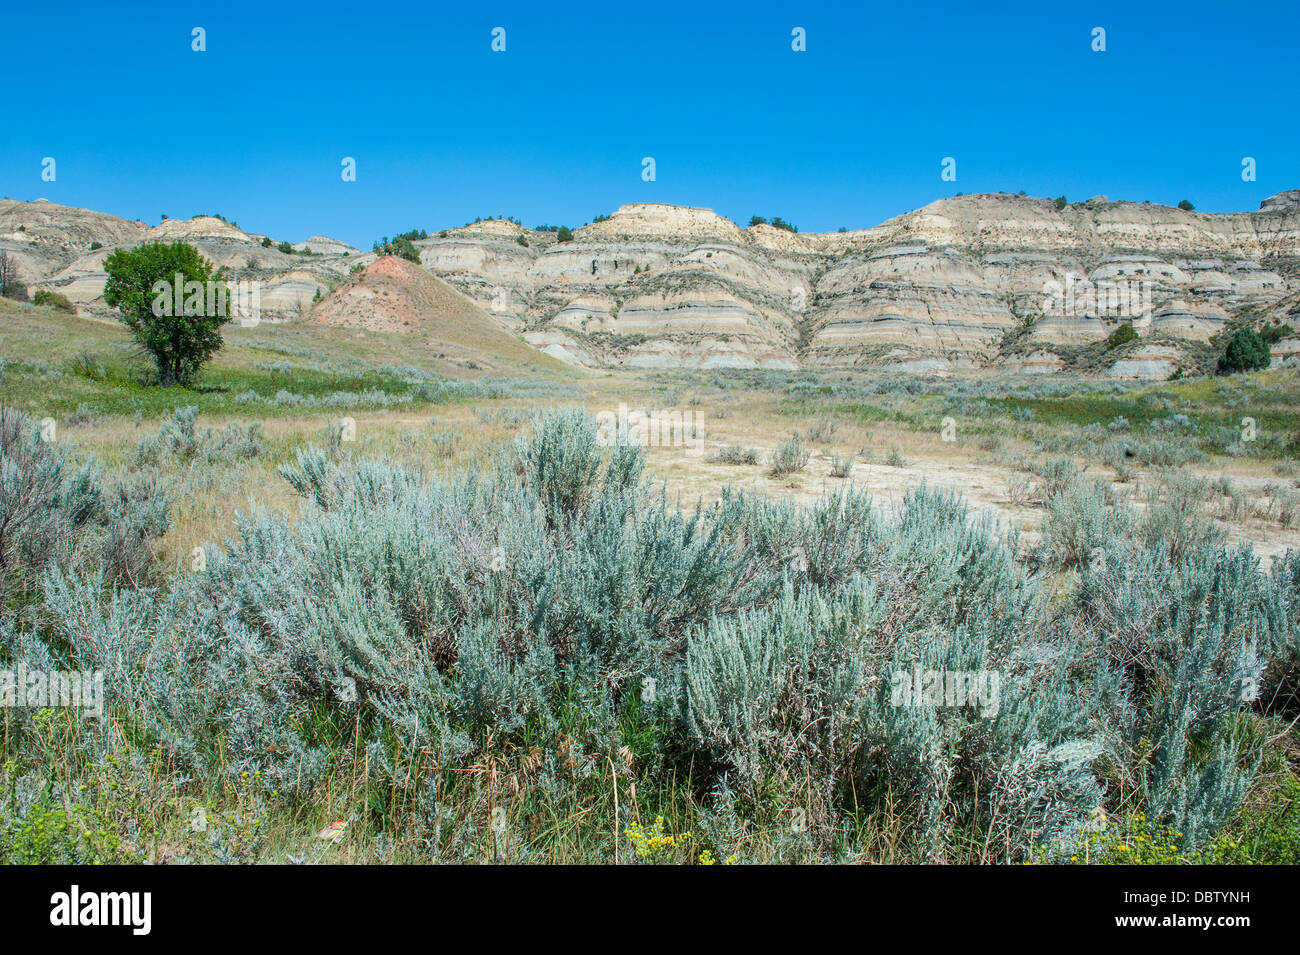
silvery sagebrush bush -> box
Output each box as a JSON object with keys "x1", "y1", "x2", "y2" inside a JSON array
[
  {"x1": 0, "y1": 406, "x2": 171, "y2": 604},
  {"x1": 3, "y1": 405, "x2": 1298, "y2": 861},
  {"x1": 135, "y1": 405, "x2": 267, "y2": 466}
]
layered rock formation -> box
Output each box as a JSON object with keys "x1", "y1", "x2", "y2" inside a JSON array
[
  {"x1": 7, "y1": 191, "x2": 1299, "y2": 377},
  {"x1": 4, "y1": 206, "x2": 362, "y2": 324},
  {"x1": 414, "y1": 194, "x2": 1300, "y2": 375}
]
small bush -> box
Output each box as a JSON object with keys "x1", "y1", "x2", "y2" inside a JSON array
[
  {"x1": 829, "y1": 452, "x2": 855, "y2": 478},
  {"x1": 135, "y1": 407, "x2": 267, "y2": 466},
  {"x1": 769, "y1": 432, "x2": 809, "y2": 477},
  {"x1": 1260, "y1": 322, "x2": 1294, "y2": 345},
  {"x1": 33, "y1": 289, "x2": 76, "y2": 313},
  {"x1": 805, "y1": 417, "x2": 838, "y2": 443},
  {"x1": 712, "y1": 445, "x2": 759, "y2": 466}
]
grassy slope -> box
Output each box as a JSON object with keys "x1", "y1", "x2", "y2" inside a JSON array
[{"x1": 0, "y1": 298, "x2": 576, "y2": 421}]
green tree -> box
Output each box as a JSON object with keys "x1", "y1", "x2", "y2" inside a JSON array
[
  {"x1": 1178, "y1": 199, "x2": 1195, "y2": 211},
  {"x1": 1106, "y1": 322, "x2": 1138, "y2": 349},
  {"x1": 103, "y1": 241, "x2": 229, "y2": 386},
  {"x1": 373, "y1": 235, "x2": 421, "y2": 262},
  {"x1": 1217, "y1": 328, "x2": 1270, "y2": 374},
  {"x1": 555, "y1": 226, "x2": 574, "y2": 243}
]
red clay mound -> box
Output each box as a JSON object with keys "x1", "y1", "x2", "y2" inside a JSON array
[{"x1": 309, "y1": 255, "x2": 547, "y2": 368}]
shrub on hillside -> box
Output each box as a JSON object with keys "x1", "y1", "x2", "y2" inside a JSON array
[
  {"x1": 1106, "y1": 323, "x2": 1138, "y2": 349},
  {"x1": 1260, "y1": 322, "x2": 1294, "y2": 345},
  {"x1": 1218, "y1": 328, "x2": 1270, "y2": 374},
  {"x1": 32, "y1": 289, "x2": 76, "y2": 313}
]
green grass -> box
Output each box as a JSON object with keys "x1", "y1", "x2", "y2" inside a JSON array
[
  {"x1": 0, "y1": 302, "x2": 578, "y2": 421},
  {"x1": 770, "y1": 367, "x2": 1300, "y2": 461}
]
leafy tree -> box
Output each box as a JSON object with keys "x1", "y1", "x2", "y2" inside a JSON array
[
  {"x1": 261, "y1": 236, "x2": 272, "y2": 248},
  {"x1": 102, "y1": 241, "x2": 229, "y2": 386},
  {"x1": 1178, "y1": 199, "x2": 1195, "y2": 211},
  {"x1": 1053, "y1": 196, "x2": 1067, "y2": 211},
  {"x1": 1217, "y1": 328, "x2": 1269, "y2": 374},
  {"x1": 276, "y1": 240, "x2": 294, "y2": 254},
  {"x1": 749, "y1": 216, "x2": 768, "y2": 226},
  {"x1": 555, "y1": 226, "x2": 574, "y2": 243},
  {"x1": 1106, "y1": 322, "x2": 1138, "y2": 349}
]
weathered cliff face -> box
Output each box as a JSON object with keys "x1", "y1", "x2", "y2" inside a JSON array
[
  {"x1": 414, "y1": 208, "x2": 811, "y2": 370},
  {"x1": 415, "y1": 195, "x2": 1300, "y2": 376},
  {"x1": 0, "y1": 198, "x2": 148, "y2": 287},
  {"x1": 8, "y1": 192, "x2": 1299, "y2": 377},
  {"x1": 4, "y1": 206, "x2": 362, "y2": 324}
]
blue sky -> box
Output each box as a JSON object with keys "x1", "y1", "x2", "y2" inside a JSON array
[{"x1": 2, "y1": 1, "x2": 1296, "y2": 248}]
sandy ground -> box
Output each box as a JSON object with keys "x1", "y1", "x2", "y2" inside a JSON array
[{"x1": 647, "y1": 435, "x2": 1300, "y2": 567}]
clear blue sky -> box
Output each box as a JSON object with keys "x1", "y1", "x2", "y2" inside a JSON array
[{"x1": 2, "y1": 1, "x2": 1296, "y2": 248}]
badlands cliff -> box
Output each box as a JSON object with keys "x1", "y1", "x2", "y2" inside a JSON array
[{"x1": 4, "y1": 191, "x2": 1299, "y2": 377}]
